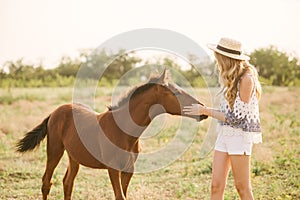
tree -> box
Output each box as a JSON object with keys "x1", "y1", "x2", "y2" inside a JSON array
[
  {"x1": 103, "y1": 50, "x2": 142, "y2": 84},
  {"x1": 55, "y1": 56, "x2": 80, "y2": 77},
  {"x1": 250, "y1": 46, "x2": 300, "y2": 86}
]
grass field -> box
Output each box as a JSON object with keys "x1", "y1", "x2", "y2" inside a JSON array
[{"x1": 0, "y1": 86, "x2": 299, "y2": 199}]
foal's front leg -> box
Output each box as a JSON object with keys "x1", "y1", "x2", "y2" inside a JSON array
[
  {"x1": 108, "y1": 168, "x2": 126, "y2": 200},
  {"x1": 121, "y1": 170, "x2": 134, "y2": 198}
]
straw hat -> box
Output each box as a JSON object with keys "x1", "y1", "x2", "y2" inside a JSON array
[{"x1": 207, "y1": 37, "x2": 250, "y2": 60}]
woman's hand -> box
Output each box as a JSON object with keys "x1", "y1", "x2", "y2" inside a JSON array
[
  {"x1": 183, "y1": 104, "x2": 208, "y2": 116},
  {"x1": 183, "y1": 104, "x2": 226, "y2": 122}
]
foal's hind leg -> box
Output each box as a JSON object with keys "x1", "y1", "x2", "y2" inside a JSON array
[
  {"x1": 42, "y1": 140, "x2": 64, "y2": 200},
  {"x1": 63, "y1": 155, "x2": 80, "y2": 200}
]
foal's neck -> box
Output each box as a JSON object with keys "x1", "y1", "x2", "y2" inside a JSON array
[{"x1": 112, "y1": 90, "x2": 160, "y2": 138}]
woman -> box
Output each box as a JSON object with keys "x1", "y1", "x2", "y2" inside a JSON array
[{"x1": 183, "y1": 37, "x2": 262, "y2": 200}]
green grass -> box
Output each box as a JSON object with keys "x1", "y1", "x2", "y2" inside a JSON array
[{"x1": 0, "y1": 87, "x2": 299, "y2": 199}]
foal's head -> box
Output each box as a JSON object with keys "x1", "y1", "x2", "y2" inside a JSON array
[
  {"x1": 109, "y1": 69, "x2": 208, "y2": 121},
  {"x1": 150, "y1": 70, "x2": 208, "y2": 121}
]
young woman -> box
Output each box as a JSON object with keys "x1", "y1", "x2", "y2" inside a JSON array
[{"x1": 183, "y1": 37, "x2": 262, "y2": 200}]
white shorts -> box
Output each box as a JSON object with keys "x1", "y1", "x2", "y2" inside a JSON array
[{"x1": 214, "y1": 133, "x2": 253, "y2": 155}]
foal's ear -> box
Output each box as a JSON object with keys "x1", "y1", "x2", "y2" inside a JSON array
[{"x1": 157, "y1": 68, "x2": 169, "y2": 86}]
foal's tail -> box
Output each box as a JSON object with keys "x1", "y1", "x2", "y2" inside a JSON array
[{"x1": 16, "y1": 115, "x2": 50, "y2": 153}]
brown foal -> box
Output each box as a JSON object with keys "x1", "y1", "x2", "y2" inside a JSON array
[{"x1": 16, "y1": 70, "x2": 207, "y2": 200}]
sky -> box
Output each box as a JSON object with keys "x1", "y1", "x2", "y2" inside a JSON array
[{"x1": 1, "y1": 0, "x2": 300, "y2": 68}]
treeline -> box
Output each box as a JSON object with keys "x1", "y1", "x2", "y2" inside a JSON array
[
  {"x1": 250, "y1": 46, "x2": 300, "y2": 86},
  {"x1": 0, "y1": 46, "x2": 299, "y2": 88}
]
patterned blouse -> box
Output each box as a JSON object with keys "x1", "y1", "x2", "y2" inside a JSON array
[{"x1": 217, "y1": 77, "x2": 262, "y2": 144}]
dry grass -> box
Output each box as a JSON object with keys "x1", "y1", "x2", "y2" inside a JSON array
[{"x1": 0, "y1": 86, "x2": 299, "y2": 199}]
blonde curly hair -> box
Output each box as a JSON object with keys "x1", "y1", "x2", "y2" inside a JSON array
[{"x1": 214, "y1": 52, "x2": 261, "y2": 109}]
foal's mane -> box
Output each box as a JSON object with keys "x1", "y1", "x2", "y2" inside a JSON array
[{"x1": 108, "y1": 76, "x2": 161, "y2": 111}]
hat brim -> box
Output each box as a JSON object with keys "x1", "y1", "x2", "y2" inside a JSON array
[{"x1": 207, "y1": 43, "x2": 250, "y2": 61}]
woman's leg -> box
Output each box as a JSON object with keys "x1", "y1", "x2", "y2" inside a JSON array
[
  {"x1": 210, "y1": 150, "x2": 231, "y2": 200},
  {"x1": 230, "y1": 155, "x2": 254, "y2": 200}
]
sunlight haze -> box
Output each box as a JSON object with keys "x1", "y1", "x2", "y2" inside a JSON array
[{"x1": 1, "y1": 0, "x2": 299, "y2": 68}]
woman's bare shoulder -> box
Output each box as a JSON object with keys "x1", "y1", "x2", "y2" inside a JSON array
[{"x1": 239, "y1": 71, "x2": 254, "y2": 103}]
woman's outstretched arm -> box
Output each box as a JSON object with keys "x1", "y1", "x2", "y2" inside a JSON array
[{"x1": 183, "y1": 104, "x2": 225, "y2": 122}]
